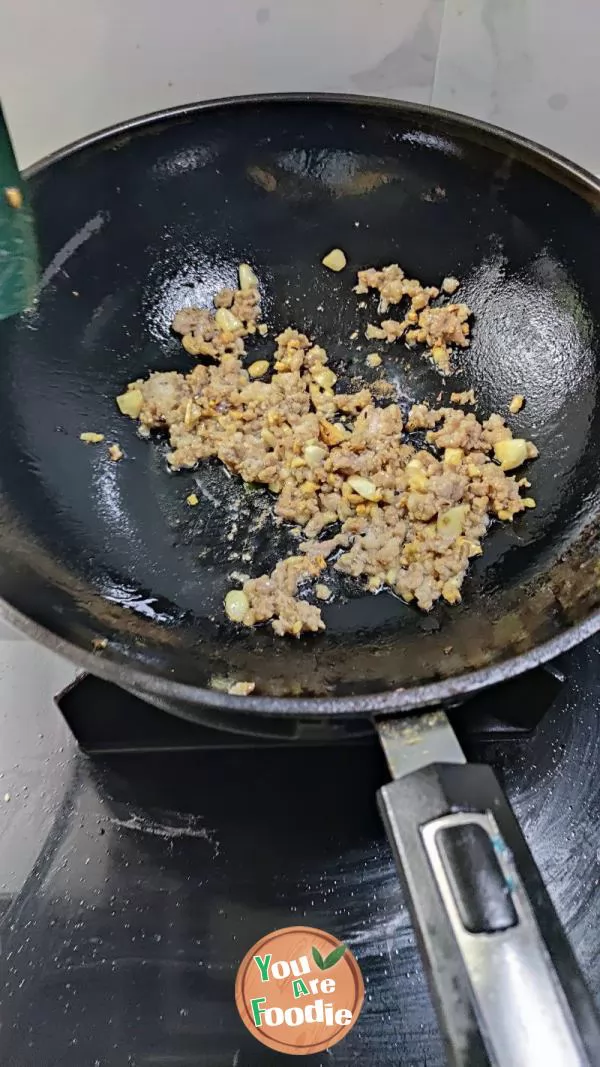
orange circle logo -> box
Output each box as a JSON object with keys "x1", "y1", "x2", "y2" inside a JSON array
[{"x1": 235, "y1": 926, "x2": 364, "y2": 1055}]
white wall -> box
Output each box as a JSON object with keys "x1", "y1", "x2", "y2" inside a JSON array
[{"x1": 2, "y1": 0, "x2": 599, "y2": 172}]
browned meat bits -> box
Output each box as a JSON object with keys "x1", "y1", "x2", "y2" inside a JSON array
[
  {"x1": 357, "y1": 263, "x2": 472, "y2": 372},
  {"x1": 116, "y1": 261, "x2": 537, "y2": 636}
]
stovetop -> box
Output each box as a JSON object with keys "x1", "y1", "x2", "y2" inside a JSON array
[{"x1": 1, "y1": 636, "x2": 600, "y2": 1066}]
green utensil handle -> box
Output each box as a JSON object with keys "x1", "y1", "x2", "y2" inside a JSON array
[{"x1": 0, "y1": 104, "x2": 39, "y2": 321}]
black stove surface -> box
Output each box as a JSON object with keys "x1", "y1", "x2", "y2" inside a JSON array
[{"x1": 2, "y1": 638, "x2": 600, "y2": 1066}]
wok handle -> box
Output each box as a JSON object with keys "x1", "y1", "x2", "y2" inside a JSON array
[{"x1": 377, "y1": 761, "x2": 600, "y2": 1067}]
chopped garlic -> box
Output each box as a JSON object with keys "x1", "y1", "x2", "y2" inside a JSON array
[
  {"x1": 224, "y1": 589, "x2": 249, "y2": 622},
  {"x1": 304, "y1": 444, "x2": 328, "y2": 468},
  {"x1": 509, "y1": 394, "x2": 525, "y2": 414},
  {"x1": 257, "y1": 322, "x2": 268, "y2": 336},
  {"x1": 463, "y1": 539, "x2": 483, "y2": 558},
  {"x1": 347, "y1": 476, "x2": 380, "y2": 502},
  {"x1": 312, "y1": 367, "x2": 337, "y2": 390},
  {"x1": 215, "y1": 307, "x2": 243, "y2": 332},
  {"x1": 108, "y1": 444, "x2": 123, "y2": 461},
  {"x1": 443, "y1": 448, "x2": 464, "y2": 467},
  {"x1": 322, "y1": 248, "x2": 347, "y2": 272},
  {"x1": 437, "y1": 505, "x2": 468, "y2": 538},
  {"x1": 442, "y1": 577, "x2": 462, "y2": 604},
  {"x1": 315, "y1": 584, "x2": 331, "y2": 601},
  {"x1": 248, "y1": 359, "x2": 269, "y2": 378},
  {"x1": 228, "y1": 680, "x2": 256, "y2": 696},
  {"x1": 366, "y1": 352, "x2": 382, "y2": 368},
  {"x1": 441, "y1": 276, "x2": 460, "y2": 295},
  {"x1": 494, "y1": 438, "x2": 528, "y2": 471},
  {"x1": 407, "y1": 469, "x2": 429, "y2": 491},
  {"x1": 116, "y1": 388, "x2": 143, "y2": 418},
  {"x1": 186, "y1": 493, "x2": 199, "y2": 506},
  {"x1": 80, "y1": 432, "x2": 104, "y2": 444},
  {"x1": 238, "y1": 263, "x2": 258, "y2": 291},
  {"x1": 431, "y1": 345, "x2": 448, "y2": 367},
  {"x1": 4, "y1": 186, "x2": 23, "y2": 209}
]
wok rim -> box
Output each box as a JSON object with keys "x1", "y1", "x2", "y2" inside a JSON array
[
  {"x1": 2, "y1": 594, "x2": 599, "y2": 717},
  {"x1": 9, "y1": 90, "x2": 600, "y2": 717}
]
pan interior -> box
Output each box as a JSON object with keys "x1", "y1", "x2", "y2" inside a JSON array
[{"x1": 1, "y1": 97, "x2": 600, "y2": 701}]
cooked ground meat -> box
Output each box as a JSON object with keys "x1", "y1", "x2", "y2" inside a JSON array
[
  {"x1": 357, "y1": 262, "x2": 472, "y2": 373},
  {"x1": 239, "y1": 556, "x2": 327, "y2": 637},
  {"x1": 171, "y1": 283, "x2": 261, "y2": 359},
  {"x1": 118, "y1": 271, "x2": 537, "y2": 635},
  {"x1": 355, "y1": 264, "x2": 439, "y2": 314},
  {"x1": 450, "y1": 388, "x2": 476, "y2": 405}
]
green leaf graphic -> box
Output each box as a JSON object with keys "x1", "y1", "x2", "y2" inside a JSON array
[
  {"x1": 322, "y1": 943, "x2": 347, "y2": 969},
  {"x1": 311, "y1": 945, "x2": 326, "y2": 970}
]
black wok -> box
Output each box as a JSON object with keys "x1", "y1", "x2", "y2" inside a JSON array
[{"x1": 2, "y1": 95, "x2": 600, "y2": 1064}]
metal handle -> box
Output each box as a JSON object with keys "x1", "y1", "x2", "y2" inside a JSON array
[{"x1": 377, "y1": 756, "x2": 600, "y2": 1067}]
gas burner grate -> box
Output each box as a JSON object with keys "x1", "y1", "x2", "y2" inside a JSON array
[{"x1": 56, "y1": 663, "x2": 564, "y2": 755}]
